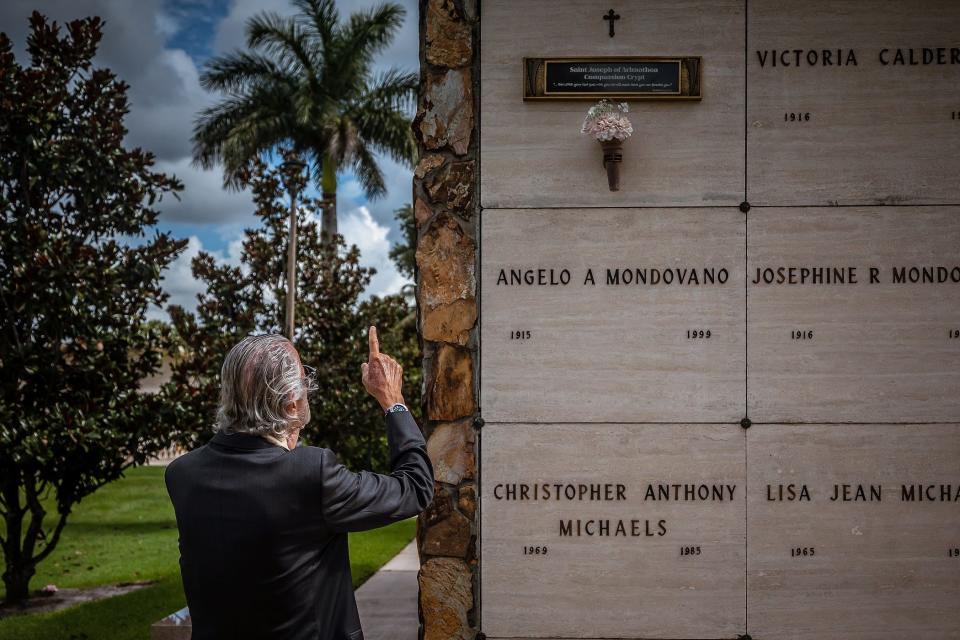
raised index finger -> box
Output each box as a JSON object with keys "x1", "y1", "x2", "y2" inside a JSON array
[{"x1": 368, "y1": 325, "x2": 380, "y2": 360}]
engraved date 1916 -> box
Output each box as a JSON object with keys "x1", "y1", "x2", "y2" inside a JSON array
[
  {"x1": 791, "y1": 329, "x2": 814, "y2": 340},
  {"x1": 522, "y1": 545, "x2": 548, "y2": 556}
]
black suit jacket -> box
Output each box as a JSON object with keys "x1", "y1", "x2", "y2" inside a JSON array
[{"x1": 164, "y1": 410, "x2": 434, "y2": 640}]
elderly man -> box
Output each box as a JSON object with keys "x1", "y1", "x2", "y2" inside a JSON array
[{"x1": 164, "y1": 326, "x2": 434, "y2": 640}]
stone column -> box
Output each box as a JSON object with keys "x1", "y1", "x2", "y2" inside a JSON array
[{"x1": 412, "y1": 1, "x2": 480, "y2": 639}]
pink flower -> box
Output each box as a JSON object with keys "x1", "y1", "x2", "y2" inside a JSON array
[
  {"x1": 41, "y1": 584, "x2": 59, "y2": 596},
  {"x1": 581, "y1": 99, "x2": 633, "y2": 141}
]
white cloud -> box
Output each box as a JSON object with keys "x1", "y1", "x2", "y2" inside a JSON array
[
  {"x1": 340, "y1": 206, "x2": 410, "y2": 299},
  {"x1": 149, "y1": 235, "x2": 206, "y2": 321},
  {"x1": 148, "y1": 232, "x2": 247, "y2": 322},
  {"x1": 124, "y1": 47, "x2": 211, "y2": 162},
  {"x1": 154, "y1": 157, "x2": 254, "y2": 224}
]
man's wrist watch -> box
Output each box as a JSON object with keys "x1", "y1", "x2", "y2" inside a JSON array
[{"x1": 384, "y1": 402, "x2": 408, "y2": 415}]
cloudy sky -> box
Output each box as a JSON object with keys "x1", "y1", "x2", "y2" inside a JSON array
[{"x1": 1, "y1": 0, "x2": 419, "y2": 317}]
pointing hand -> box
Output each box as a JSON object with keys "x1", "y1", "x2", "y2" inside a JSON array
[{"x1": 360, "y1": 326, "x2": 404, "y2": 411}]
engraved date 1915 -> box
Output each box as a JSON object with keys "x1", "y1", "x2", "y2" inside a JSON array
[{"x1": 510, "y1": 330, "x2": 532, "y2": 340}]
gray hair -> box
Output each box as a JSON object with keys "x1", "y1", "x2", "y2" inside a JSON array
[{"x1": 215, "y1": 334, "x2": 317, "y2": 438}]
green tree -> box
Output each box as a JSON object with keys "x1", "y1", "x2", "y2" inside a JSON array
[
  {"x1": 389, "y1": 203, "x2": 416, "y2": 281},
  {"x1": 191, "y1": 0, "x2": 418, "y2": 242},
  {"x1": 164, "y1": 158, "x2": 419, "y2": 473},
  {"x1": 0, "y1": 13, "x2": 187, "y2": 603}
]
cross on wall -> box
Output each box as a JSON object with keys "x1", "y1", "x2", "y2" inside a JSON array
[{"x1": 604, "y1": 9, "x2": 620, "y2": 37}]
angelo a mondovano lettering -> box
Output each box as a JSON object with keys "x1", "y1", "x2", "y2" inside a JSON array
[{"x1": 494, "y1": 265, "x2": 960, "y2": 287}]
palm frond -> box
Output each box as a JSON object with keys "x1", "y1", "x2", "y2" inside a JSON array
[
  {"x1": 192, "y1": 87, "x2": 298, "y2": 188},
  {"x1": 339, "y1": 3, "x2": 405, "y2": 63},
  {"x1": 355, "y1": 68, "x2": 417, "y2": 113},
  {"x1": 324, "y1": 3, "x2": 405, "y2": 98},
  {"x1": 351, "y1": 139, "x2": 387, "y2": 199},
  {"x1": 293, "y1": 0, "x2": 339, "y2": 55},
  {"x1": 348, "y1": 71, "x2": 418, "y2": 168},
  {"x1": 246, "y1": 11, "x2": 319, "y2": 85},
  {"x1": 200, "y1": 51, "x2": 295, "y2": 93}
]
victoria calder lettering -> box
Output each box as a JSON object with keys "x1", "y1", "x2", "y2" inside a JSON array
[{"x1": 755, "y1": 47, "x2": 960, "y2": 67}]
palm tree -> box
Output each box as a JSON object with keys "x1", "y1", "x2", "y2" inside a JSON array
[{"x1": 192, "y1": 0, "x2": 418, "y2": 333}]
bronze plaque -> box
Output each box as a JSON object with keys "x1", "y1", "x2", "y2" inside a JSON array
[
  {"x1": 747, "y1": 0, "x2": 960, "y2": 205},
  {"x1": 480, "y1": 208, "x2": 745, "y2": 424},
  {"x1": 748, "y1": 424, "x2": 960, "y2": 638},
  {"x1": 522, "y1": 57, "x2": 702, "y2": 100},
  {"x1": 481, "y1": 423, "x2": 746, "y2": 639},
  {"x1": 747, "y1": 206, "x2": 960, "y2": 423}
]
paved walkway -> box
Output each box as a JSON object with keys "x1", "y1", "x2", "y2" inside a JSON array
[{"x1": 355, "y1": 541, "x2": 420, "y2": 640}]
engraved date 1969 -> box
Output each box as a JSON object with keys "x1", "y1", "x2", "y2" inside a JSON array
[{"x1": 522, "y1": 545, "x2": 548, "y2": 556}]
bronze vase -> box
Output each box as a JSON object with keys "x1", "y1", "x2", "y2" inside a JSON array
[{"x1": 600, "y1": 139, "x2": 624, "y2": 191}]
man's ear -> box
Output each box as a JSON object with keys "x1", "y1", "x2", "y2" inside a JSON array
[{"x1": 286, "y1": 394, "x2": 299, "y2": 418}]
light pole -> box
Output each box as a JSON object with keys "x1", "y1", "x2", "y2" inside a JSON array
[{"x1": 281, "y1": 156, "x2": 306, "y2": 340}]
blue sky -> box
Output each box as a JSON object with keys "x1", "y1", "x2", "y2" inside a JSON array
[{"x1": 1, "y1": 0, "x2": 419, "y2": 316}]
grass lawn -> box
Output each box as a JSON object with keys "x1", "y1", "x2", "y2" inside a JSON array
[{"x1": 0, "y1": 466, "x2": 416, "y2": 640}]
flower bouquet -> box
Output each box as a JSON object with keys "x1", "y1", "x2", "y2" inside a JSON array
[{"x1": 580, "y1": 99, "x2": 633, "y2": 191}]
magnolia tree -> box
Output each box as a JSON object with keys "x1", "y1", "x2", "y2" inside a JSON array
[
  {"x1": 0, "y1": 13, "x2": 186, "y2": 602},
  {"x1": 164, "y1": 158, "x2": 420, "y2": 472}
]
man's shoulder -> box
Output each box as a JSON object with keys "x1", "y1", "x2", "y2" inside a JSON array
[
  {"x1": 288, "y1": 443, "x2": 330, "y2": 466},
  {"x1": 164, "y1": 445, "x2": 206, "y2": 480}
]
